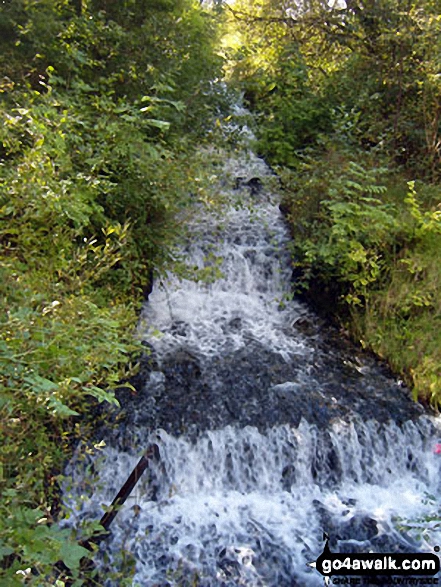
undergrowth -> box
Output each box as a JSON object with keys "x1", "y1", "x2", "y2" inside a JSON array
[
  {"x1": 0, "y1": 0, "x2": 225, "y2": 582},
  {"x1": 280, "y1": 140, "x2": 441, "y2": 407}
]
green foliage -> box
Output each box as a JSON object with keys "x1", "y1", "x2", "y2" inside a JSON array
[
  {"x1": 394, "y1": 491, "x2": 441, "y2": 546},
  {"x1": 0, "y1": 0, "x2": 225, "y2": 583},
  {"x1": 281, "y1": 140, "x2": 441, "y2": 405},
  {"x1": 254, "y1": 54, "x2": 330, "y2": 165},
  {"x1": 360, "y1": 183, "x2": 441, "y2": 406},
  {"x1": 0, "y1": 260, "x2": 141, "y2": 583},
  {"x1": 283, "y1": 150, "x2": 397, "y2": 302},
  {"x1": 0, "y1": 498, "x2": 91, "y2": 586},
  {"x1": 223, "y1": 0, "x2": 441, "y2": 405},
  {"x1": 404, "y1": 181, "x2": 441, "y2": 237},
  {"x1": 225, "y1": 0, "x2": 441, "y2": 176}
]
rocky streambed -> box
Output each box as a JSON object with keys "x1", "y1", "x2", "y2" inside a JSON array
[{"x1": 63, "y1": 145, "x2": 441, "y2": 587}]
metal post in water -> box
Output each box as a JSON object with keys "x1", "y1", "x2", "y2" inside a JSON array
[
  {"x1": 56, "y1": 443, "x2": 160, "y2": 584},
  {"x1": 83, "y1": 443, "x2": 160, "y2": 547}
]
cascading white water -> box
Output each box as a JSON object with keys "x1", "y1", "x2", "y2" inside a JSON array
[
  {"x1": 63, "y1": 135, "x2": 441, "y2": 586},
  {"x1": 141, "y1": 150, "x2": 311, "y2": 362}
]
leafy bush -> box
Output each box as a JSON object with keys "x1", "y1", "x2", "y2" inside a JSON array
[
  {"x1": 361, "y1": 183, "x2": 441, "y2": 405},
  {"x1": 283, "y1": 150, "x2": 400, "y2": 304},
  {"x1": 0, "y1": 0, "x2": 225, "y2": 583},
  {"x1": 281, "y1": 140, "x2": 441, "y2": 406}
]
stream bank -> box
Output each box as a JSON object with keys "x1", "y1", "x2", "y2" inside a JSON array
[{"x1": 63, "y1": 142, "x2": 441, "y2": 587}]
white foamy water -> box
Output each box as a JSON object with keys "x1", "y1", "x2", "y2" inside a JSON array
[
  {"x1": 63, "y1": 418, "x2": 441, "y2": 586},
  {"x1": 140, "y1": 151, "x2": 312, "y2": 362},
  {"x1": 63, "y1": 140, "x2": 441, "y2": 585}
]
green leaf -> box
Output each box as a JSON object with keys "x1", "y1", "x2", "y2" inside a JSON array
[
  {"x1": 143, "y1": 119, "x2": 171, "y2": 131},
  {"x1": 59, "y1": 541, "x2": 90, "y2": 571},
  {"x1": 85, "y1": 385, "x2": 120, "y2": 406},
  {"x1": 24, "y1": 375, "x2": 58, "y2": 393},
  {"x1": 47, "y1": 397, "x2": 79, "y2": 417},
  {"x1": 0, "y1": 544, "x2": 14, "y2": 558}
]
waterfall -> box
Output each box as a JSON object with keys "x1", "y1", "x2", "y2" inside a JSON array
[{"x1": 63, "y1": 137, "x2": 441, "y2": 586}]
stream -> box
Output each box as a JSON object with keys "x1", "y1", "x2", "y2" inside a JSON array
[{"x1": 63, "y1": 131, "x2": 441, "y2": 586}]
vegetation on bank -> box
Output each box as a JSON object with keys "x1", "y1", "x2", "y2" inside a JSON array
[
  {"x1": 0, "y1": 0, "x2": 224, "y2": 583},
  {"x1": 225, "y1": 0, "x2": 441, "y2": 406},
  {"x1": 2, "y1": 0, "x2": 441, "y2": 583}
]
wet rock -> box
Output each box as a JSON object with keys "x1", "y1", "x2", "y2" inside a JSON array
[
  {"x1": 170, "y1": 320, "x2": 188, "y2": 337},
  {"x1": 146, "y1": 371, "x2": 166, "y2": 398},
  {"x1": 140, "y1": 267, "x2": 155, "y2": 301},
  {"x1": 281, "y1": 464, "x2": 296, "y2": 491},
  {"x1": 234, "y1": 176, "x2": 263, "y2": 194},
  {"x1": 243, "y1": 249, "x2": 256, "y2": 262},
  {"x1": 279, "y1": 200, "x2": 290, "y2": 215},
  {"x1": 162, "y1": 348, "x2": 201, "y2": 380},
  {"x1": 341, "y1": 498, "x2": 357, "y2": 507},
  {"x1": 100, "y1": 290, "x2": 429, "y2": 445},
  {"x1": 269, "y1": 381, "x2": 299, "y2": 399},
  {"x1": 234, "y1": 176, "x2": 246, "y2": 190},
  {"x1": 311, "y1": 439, "x2": 343, "y2": 486},
  {"x1": 292, "y1": 316, "x2": 317, "y2": 337},
  {"x1": 370, "y1": 531, "x2": 421, "y2": 554},
  {"x1": 313, "y1": 500, "x2": 334, "y2": 534},
  {"x1": 245, "y1": 177, "x2": 263, "y2": 194},
  {"x1": 336, "y1": 540, "x2": 371, "y2": 554},
  {"x1": 227, "y1": 317, "x2": 242, "y2": 331},
  {"x1": 338, "y1": 515, "x2": 378, "y2": 542},
  {"x1": 136, "y1": 342, "x2": 158, "y2": 372}
]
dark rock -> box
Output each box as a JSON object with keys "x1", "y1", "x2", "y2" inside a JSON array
[
  {"x1": 233, "y1": 176, "x2": 263, "y2": 195},
  {"x1": 281, "y1": 464, "x2": 296, "y2": 491},
  {"x1": 336, "y1": 540, "x2": 370, "y2": 553},
  {"x1": 292, "y1": 316, "x2": 317, "y2": 337},
  {"x1": 228, "y1": 317, "x2": 242, "y2": 331},
  {"x1": 162, "y1": 348, "x2": 201, "y2": 380},
  {"x1": 279, "y1": 201, "x2": 290, "y2": 215},
  {"x1": 244, "y1": 177, "x2": 263, "y2": 195},
  {"x1": 339, "y1": 515, "x2": 378, "y2": 542},
  {"x1": 142, "y1": 267, "x2": 154, "y2": 300},
  {"x1": 170, "y1": 320, "x2": 188, "y2": 337},
  {"x1": 313, "y1": 500, "x2": 334, "y2": 535},
  {"x1": 234, "y1": 176, "x2": 246, "y2": 190},
  {"x1": 370, "y1": 531, "x2": 421, "y2": 554}
]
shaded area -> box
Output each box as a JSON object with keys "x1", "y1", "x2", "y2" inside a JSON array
[{"x1": 107, "y1": 315, "x2": 426, "y2": 445}]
